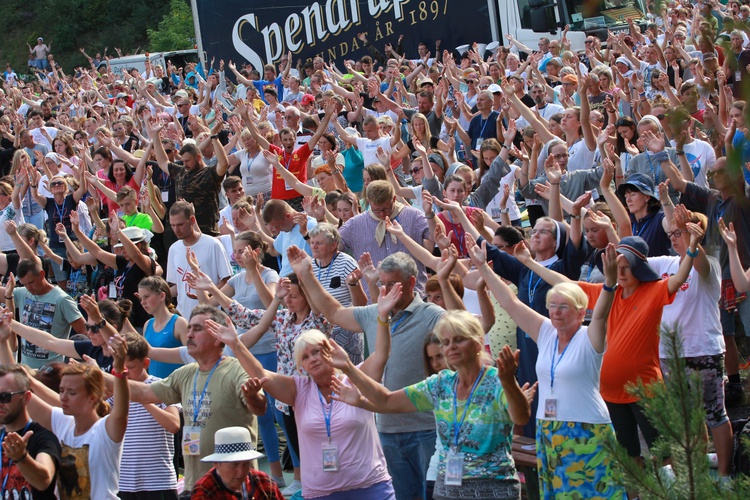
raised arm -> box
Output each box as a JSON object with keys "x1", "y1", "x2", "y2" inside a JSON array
[
  {"x1": 720, "y1": 219, "x2": 750, "y2": 293},
  {"x1": 104, "y1": 334, "x2": 130, "y2": 443},
  {"x1": 287, "y1": 245, "x2": 362, "y2": 332},
  {"x1": 263, "y1": 149, "x2": 314, "y2": 197},
  {"x1": 469, "y1": 237, "x2": 545, "y2": 341},
  {"x1": 666, "y1": 222, "x2": 701, "y2": 294},
  {"x1": 359, "y1": 282, "x2": 399, "y2": 381},
  {"x1": 205, "y1": 318, "x2": 293, "y2": 406},
  {"x1": 588, "y1": 244, "x2": 617, "y2": 353}
]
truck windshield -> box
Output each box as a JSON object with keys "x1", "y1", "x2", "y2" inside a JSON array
[{"x1": 564, "y1": 0, "x2": 647, "y2": 30}]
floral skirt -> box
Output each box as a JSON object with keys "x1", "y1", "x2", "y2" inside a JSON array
[{"x1": 536, "y1": 419, "x2": 626, "y2": 500}]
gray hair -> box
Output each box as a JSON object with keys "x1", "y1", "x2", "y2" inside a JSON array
[
  {"x1": 308, "y1": 223, "x2": 341, "y2": 245},
  {"x1": 378, "y1": 252, "x2": 418, "y2": 279},
  {"x1": 190, "y1": 304, "x2": 228, "y2": 324}
]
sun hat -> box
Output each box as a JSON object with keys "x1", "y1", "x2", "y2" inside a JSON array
[
  {"x1": 201, "y1": 427, "x2": 264, "y2": 463},
  {"x1": 113, "y1": 227, "x2": 153, "y2": 248},
  {"x1": 614, "y1": 236, "x2": 660, "y2": 282},
  {"x1": 617, "y1": 172, "x2": 658, "y2": 200}
]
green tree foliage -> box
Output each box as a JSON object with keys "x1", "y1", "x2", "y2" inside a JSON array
[
  {"x1": 147, "y1": 0, "x2": 196, "y2": 52},
  {"x1": 0, "y1": 0, "x2": 173, "y2": 73},
  {"x1": 606, "y1": 326, "x2": 750, "y2": 499}
]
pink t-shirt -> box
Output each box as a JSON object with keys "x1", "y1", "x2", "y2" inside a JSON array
[
  {"x1": 294, "y1": 374, "x2": 390, "y2": 498},
  {"x1": 96, "y1": 169, "x2": 140, "y2": 215}
]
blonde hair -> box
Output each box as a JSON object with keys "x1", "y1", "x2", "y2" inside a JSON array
[
  {"x1": 545, "y1": 282, "x2": 588, "y2": 311},
  {"x1": 294, "y1": 329, "x2": 329, "y2": 373},
  {"x1": 434, "y1": 311, "x2": 493, "y2": 366}
]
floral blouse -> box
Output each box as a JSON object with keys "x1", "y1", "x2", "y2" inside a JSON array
[{"x1": 226, "y1": 301, "x2": 332, "y2": 412}]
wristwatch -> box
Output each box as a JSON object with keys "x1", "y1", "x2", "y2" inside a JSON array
[{"x1": 499, "y1": 208, "x2": 510, "y2": 214}]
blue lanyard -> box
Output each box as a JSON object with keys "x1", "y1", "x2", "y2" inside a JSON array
[
  {"x1": 550, "y1": 335, "x2": 573, "y2": 392},
  {"x1": 115, "y1": 264, "x2": 134, "y2": 297},
  {"x1": 445, "y1": 212, "x2": 466, "y2": 255},
  {"x1": 317, "y1": 252, "x2": 338, "y2": 284},
  {"x1": 646, "y1": 153, "x2": 661, "y2": 181},
  {"x1": 478, "y1": 116, "x2": 490, "y2": 140},
  {"x1": 389, "y1": 311, "x2": 410, "y2": 336},
  {"x1": 1, "y1": 421, "x2": 33, "y2": 495},
  {"x1": 528, "y1": 271, "x2": 546, "y2": 304},
  {"x1": 451, "y1": 368, "x2": 485, "y2": 448},
  {"x1": 54, "y1": 198, "x2": 67, "y2": 224},
  {"x1": 317, "y1": 388, "x2": 334, "y2": 443},
  {"x1": 631, "y1": 214, "x2": 652, "y2": 237},
  {"x1": 192, "y1": 357, "x2": 223, "y2": 425}
]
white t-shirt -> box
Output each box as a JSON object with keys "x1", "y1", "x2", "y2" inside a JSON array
[
  {"x1": 30, "y1": 126, "x2": 58, "y2": 151},
  {"x1": 0, "y1": 203, "x2": 25, "y2": 251},
  {"x1": 649, "y1": 255, "x2": 725, "y2": 358},
  {"x1": 668, "y1": 139, "x2": 716, "y2": 189},
  {"x1": 566, "y1": 139, "x2": 597, "y2": 172},
  {"x1": 218, "y1": 204, "x2": 233, "y2": 231},
  {"x1": 485, "y1": 164, "x2": 521, "y2": 222},
  {"x1": 51, "y1": 407, "x2": 123, "y2": 500},
  {"x1": 363, "y1": 108, "x2": 399, "y2": 124},
  {"x1": 227, "y1": 267, "x2": 280, "y2": 355},
  {"x1": 355, "y1": 136, "x2": 392, "y2": 166},
  {"x1": 231, "y1": 149, "x2": 273, "y2": 196},
  {"x1": 535, "y1": 319, "x2": 610, "y2": 423},
  {"x1": 167, "y1": 234, "x2": 232, "y2": 317}
]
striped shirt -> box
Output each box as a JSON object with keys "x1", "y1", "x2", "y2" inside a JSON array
[{"x1": 109, "y1": 375, "x2": 177, "y2": 492}]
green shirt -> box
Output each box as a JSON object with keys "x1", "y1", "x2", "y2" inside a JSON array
[{"x1": 122, "y1": 212, "x2": 153, "y2": 230}]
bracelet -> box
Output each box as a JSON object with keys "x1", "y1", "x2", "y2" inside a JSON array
[
  {"x1": 30, "y1": 185, "x2": 37, "y2": 188},
  {"x1": 661, "y1": 200, "x2": 673, "y2": 206},
  {"x1": 549, "y1": 182, "x2": 560, "y2": 186},
  {"x1": 570, "y1": 214, "x2": 582, "y2": 219},
  {"x1": 347, "y1": 280, "x2": 359, "y2": 287},
  {"x1": 111, "y1": 367, "x2": 129, "y2": 380},
  {"x1": 686, "y1": 247, "x2": 699, "y2": 258},
  {"x1": 425, "y1": 212, "x2": 435, "y2": 220},
  {"x1": 377, "y1": 316, "x2": 390, "y2": 326},
  {"x1": 501, "y1": 143, "x2": 510, "y2": 149},
  {"x1": 210, "y1": 134, "x2": 219, "y2": 140},
  {"x1": 17, "y1": 451, "x2": 28, "y2": 463},
  {"x1": 4, "y1": 295, "x2": 12, "y2": 300},
  {"x1": 303, "y1": 234, "x2": 310, "y2": 241},
  {"x1": 676, "y1": 150, "x2": 686, "y2": 156},
  {"x1": 615, "y1": 175, "x2": 624, "y2": 179},
  {"x1": 602, "y1": 283, "x2": 616, "y2": 293}
]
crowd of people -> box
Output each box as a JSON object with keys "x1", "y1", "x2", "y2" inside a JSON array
[{"x1": 0, "y1": 0, "x2": 749, "y2": 498}]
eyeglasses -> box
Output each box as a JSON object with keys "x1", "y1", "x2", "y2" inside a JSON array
[
  {"x1": 86, "y1": 323, "x2": 104, "y2": 333},
  {"x1": 479, "y1": 84, "x2": 489, "y2": 89},
  {"x1": 164, "y1": 149, "x2": 174, "y2": 154},
  {"x1": 177, "y1": 103, "x2": 189, "y2": 107},
  {"x1": 0, "y1": 390, "x2": 25, "y2": 404},
  {"x1": 530, "y1": 228, "x2": 554, "y2": 237},
  {"x1": 667, "y1": 230, "x2": 683, "y2": 239},
  {"x1": 547, "y1": 303, "x2": 571, "y2": 312},
  {"x1": 50, "y1": 181, "x2": 64, "y2": 187},
  {"x1": 585, "y1": 40, "x2": 594, "y2": 44},
  {"x1": 411, "y1": 167, "x2": 423, "y2": 174}
]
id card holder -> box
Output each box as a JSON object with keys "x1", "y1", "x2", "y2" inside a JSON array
[
  {"x1": 544, "y1": 398, "x2": 558, "y2": 419},
  {"x1": 444, "y1": 450, "x2": 465, "y2": 486},
  {"x1": 108, "y1": 282, "x2": 117, "y2": 299},
  {"x1": 475, "y1": 138, "x2": 484, "y2": 150},
  {"x1": 182, "y1": 425, "x2": 201, "y2": 456},
  {"x1": 322, "y1": 441, "x2": 339, "y2": 471},
  {"x1": 491, "y1": 208, "x2": 502, "y2": 220},
  {"x1": 736, "y1": 71, "x2": 742, "y2": 82},
  {"x1": 161, "y1": 190, "x2": 169, "y2": 202}
]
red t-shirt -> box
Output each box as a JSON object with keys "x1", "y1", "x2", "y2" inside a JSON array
[
  {"x1": 97, "y1": 169, "x2": 140, "y2": 215},
  {"x1": 438, "y1": 206, "x2": 483, "y2": 257},
  {"x1": 579, "y1": 279, "x2": 675, "y2": 404},
  {"x1": 270, "y1": 143, "x2": 311, "y2": 200}
]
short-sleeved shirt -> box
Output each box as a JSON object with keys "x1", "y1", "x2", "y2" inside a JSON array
[
  {"x1": 167, "y1": 162, "x2": 224, "y2": 236},
  {"x1": 121, "y1": 212, "x2": 153, "y2": 230},
  {"x1": 1, "y1": 421, "x2": 60, "y2": 500},
  {"x1": 352, "y1": 295, "x2": 444, "y2": 433},
  {"x1": 295, "y1": 375, "x2": 391, "y2": 498},
  {"x1": 273, "y1": 217, "x2": 316, "y2": 277},
  {"x1": 579, "y1": 280, "x2": 675, "y2": 404},
  {"x1": 73, "y1": 340, "x2": 114, "y2": 373},
  {"x1": 467, "y1": 111, "x2": 499, "y2": 150},
  {"x1": 0, "y1": 203, "x2": 24, "y2": 251},
  {"x1": 354, "y1": 136, "x2": 392, "y2": 167},
  {"x1": 115, "y1": 255, "x2": 155, "y2": 328},
  {"x1": 269, "y1": 143, "x2": 312, "y2": 200},
  {"x1": 227, "y1": 268, "x2": 280, "y2": 355},
  {"x1": 44, "y1": 195, "x2": 78, "y2": 247},
  {"x1": 404, "y1": 367, "x2": 516, "y2": 481},
  {"x1": 232, "y1": 149, "x2": 273, "y2": 196},
  {"x1": 149, "y1": 358, "x2": 256, "y2": 491},
  {"x1": 51, "y1": 407, "x2": 122, "y2": 500},
  {"x1": 15, "y1": 286, "x2": 83, "y2": 368}
]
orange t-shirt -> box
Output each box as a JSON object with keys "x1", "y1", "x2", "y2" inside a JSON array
[{"x1": 578, "y1": 280, "x2": 675, "y2": 404}]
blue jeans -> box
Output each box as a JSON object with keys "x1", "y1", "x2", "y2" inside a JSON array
[
  {"x1": 379, "y1": 429, "x2": 436, "y2": 500},
  {"x1": 274, "y1": 407, "x2": 300, "y2": 468},
  {"x1": 255, "y1": 351, "x2": 280, "y2": 463}
]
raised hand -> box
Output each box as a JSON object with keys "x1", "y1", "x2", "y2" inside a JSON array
[
  {"x1": 186, "y1": 247, "x2": 200, "y2": 272},
  {"x1": 79, "y1": 294, "x2": 103, "y2": 322},
  {"x1": 286, "y1": 245, "x2": 313, "y2": 275},
  {"x1": 384, "y1": 216, "x2": 405, "y2": 238},
  {"x1": 377, "y1": 281, "x2": 402, "y2": 319},
  {"x1": 436, "y1": 245, "x2": 459, "y2": 281},
  {"x1": 275, "y1": 277, "x2": 291, "y2": 300},
  {"x1": 496, "y1": 345, "x2": 520, "y2": 384},
  {"x1": 466, "y1": 235, "x2": 487, "y2": 269},
  {"x1": 242, "y1": 377, "x2": 268, "y2": 400},
  {"x1": 601, "y1": 243, "x2": 617, "y2": 284},
  {"x1": 357, "y1": 252, "x2": 379, "y2": 286},
  {"x1": 719, "y1": 218, "x2": 737, "y2": 249},
  {"x1": 205, "y1": 318, "x2": 240, "y2": 347},
  {"x1": 330, "y1": 374, "x2": 366, "y2": 408},
  {"x1": 3, "y1": 220, "x2": 17, "y2": 236},
  {"x1": 108, "y1": 333, "x2": 128, "y2": 367},
  {"x1": 686, "y1": 221, "x2": 704, "y2": 249},
  {"x1": 185, "y1": 270, "x2": 215, "y2": 291},
  {"x1": 513, "y1": 240, "x2": 533, "y2": 264},
  {"x1": 320, "y1": 339, "x2": 352, "y2": 371}
]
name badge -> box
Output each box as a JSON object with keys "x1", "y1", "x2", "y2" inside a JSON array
[
  {"x1": 322, "y1": 442, "x2": 339, "y2": 471},
  {"x1": 544, "y1": 398, "x2": 558, "y2": 419},
  {"x1": 444, "y1": 450, "x2": 465, "y2": 486},
  {"x1": 161, "y1": 190, "x2": 169, "y2": 202},
  {"x1": 108, "y1": 282, "x2": 117, "y2": 299},
  {"x1": 182, "y1": 425, "x2": 201, "y2": 456}
]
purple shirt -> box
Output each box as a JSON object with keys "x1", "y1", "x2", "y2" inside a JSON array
[{"x1": 339, "y1": 206, "x2": 430, "y2": 292}]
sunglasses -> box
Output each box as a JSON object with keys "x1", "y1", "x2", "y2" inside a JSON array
[
  {"x1": 86, "y1": 323, "x2": 104, "y2": 333},
  {"x1": 656, "y1": 114, "x2": 666, "y2": 120},
  {"x1": 164, "y1": 149, "x2": 174, "y2": 154},
  {"x1": 50, "y1": 181, "x2": 65, "y2": 187},
  {"x1": 0, "y1": 390, "x2": 25, "y2": 403},
  {"x1": 411, "y1": 167, "x2": 423, "y2": 174},
  {"x1": 466, "y1": 80, "x2": 476, "y2": 84}
]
